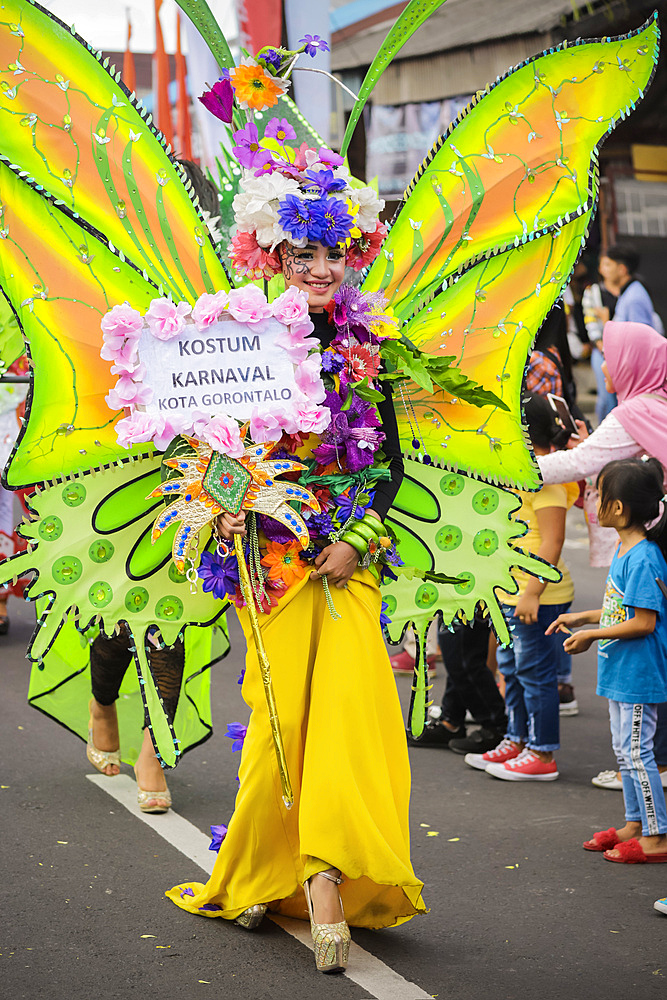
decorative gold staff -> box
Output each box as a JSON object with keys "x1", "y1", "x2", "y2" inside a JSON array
[{"x1": 148, "y1": 435, "x2": 320, "y2": 809}]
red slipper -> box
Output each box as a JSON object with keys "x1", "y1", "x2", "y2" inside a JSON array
[
  {"x1": 603, "y1": 838, "x2": 667, "y2": 864},
  {"x1": 583, "y1": 827, "x2": 620, "y2": 852}
]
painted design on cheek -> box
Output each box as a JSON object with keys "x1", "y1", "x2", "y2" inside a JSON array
[{"x1": 280, "y1": 246, "x2": 312, "y2": 281}]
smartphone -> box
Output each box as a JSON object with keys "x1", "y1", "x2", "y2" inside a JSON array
[{"x1": 546, "y1": 393, "x2": 579, "y2": 438}]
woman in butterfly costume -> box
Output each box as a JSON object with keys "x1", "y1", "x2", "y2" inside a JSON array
[{"x1": 0, "y1": 0, "x2": 659, "y2": 976}]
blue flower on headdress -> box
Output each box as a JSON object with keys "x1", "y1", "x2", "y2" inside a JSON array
[
  {"x1": 380, "y1": 601, "x2": 392, "y2": 627},
  {"x1": 260, "y1": 48, "x2": 282, "y2": 73},
  {"x1": 278, "y1": 194, "x2": 325, "y2": 242},
  {"x1": 299, "y1": 34, "x2": 330, "y2": 57},
  {"x1": 304, "y1": 168, "x2": 347, "y2": 195},
  {"x1": 318, "y1": 196, "x2": 354, "y2": 247}
]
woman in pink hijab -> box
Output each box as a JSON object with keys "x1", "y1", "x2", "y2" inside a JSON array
[
  {"x1": 538, "y1": 320, "x2": 667, "y2": 793},
  {"x1": 538, "y1": 321, "x2": 667, "y2": 492}
]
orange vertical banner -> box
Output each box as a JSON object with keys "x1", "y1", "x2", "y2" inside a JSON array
[
  {"x1": 122, "y1": 15, "x2": 136, "y2": 92},
  {"x1": 153, "y1": 0, "x2": 173, "y2": 147},
  {"x1": 175, "y1": 13, "x2": 192, "y2": 160}
]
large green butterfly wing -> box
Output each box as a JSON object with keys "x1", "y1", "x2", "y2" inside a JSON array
[{"x1": 363, "y1": 17, "x2": 659, "y2": 486}]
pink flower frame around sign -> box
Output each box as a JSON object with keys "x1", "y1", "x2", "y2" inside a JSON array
[{"x1": 101, "y1": 288, "x2": 330, "y2": 456}]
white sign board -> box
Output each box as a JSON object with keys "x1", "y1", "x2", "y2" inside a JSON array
[{"x1": 137, "y1": 317, "x2": 298, "y2": 421}]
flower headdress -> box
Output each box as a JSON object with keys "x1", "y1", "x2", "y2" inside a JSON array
[{"x1": 198, "y1": 37, "x2": 387, "y2": 280}]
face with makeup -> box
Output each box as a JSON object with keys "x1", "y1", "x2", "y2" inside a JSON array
[{"x1": 280, "y1": 241, "x2": 346, "y2": 311}]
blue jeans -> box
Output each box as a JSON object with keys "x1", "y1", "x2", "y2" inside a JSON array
[
  {"x1": 497, "y1": 603, "x2": 571, "y2": 752},
  {"x1": 609, "y1": 700, "x2": 667, "y2": 836},
  {"x1": 591, "y1": 346, "x2": 617, "y2": 424}
]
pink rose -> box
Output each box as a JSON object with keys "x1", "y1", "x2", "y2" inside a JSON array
[
  {"x1": 153, "y1": 414, "x2": 187, "y2": 451},
  {"x1": 226, "y1": 285, "x2": 273, "y2": 324},
  {"x1": 100, "y1": 336, "x2": 140, "y2": 371},
  {"x1": 249, "y1": 407, "x2": 283, "y2": 444},
  {"x1": 294, "y1": 354, "x2": 325, "y2": 403},
  {"x1": 281, "y1": 392, "x2": 330, "y2": 436},
  {"x1": 145, "y1": 298, "x2": 192, "y2": 341},
  {"x1": 201, "y1": 414, "x2": 244, "y2": 457},
  {"x1": 115, "y1": 411, "x2": 160, "y2": 449},
  {"x1": 101, "y1": 303, "x2": 143, "y2": 340},
  {"x1": 192, "y1": 290, "x2": 229, "y2": 330},
  {"x1": 105, "y1": 373, "x2": 153, "y2": 411},
  {"x1": 270, "y1": 286, "x2": 311, "y2": 327},
  {"x1": 274, "y1": 323, "x2": 318, "y2": 365}
]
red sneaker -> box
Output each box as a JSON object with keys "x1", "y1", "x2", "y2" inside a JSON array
[
  {"x1": 390, "y1": 650, "x2": 437, "y2": 677},
  {"x1": 464, "y1": 737, "x2": 522, "y2": 771},
  {"x1": 486, "y1": 749, "x2": 559, "y2": 781}
]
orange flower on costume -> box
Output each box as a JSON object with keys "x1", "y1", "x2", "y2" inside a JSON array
[
  {"x1": 231, "y1": 62, "x2": 286, "y2": 111},
  {"x1": 261, "y1": 540, "x2": 307, "y2": 587}
]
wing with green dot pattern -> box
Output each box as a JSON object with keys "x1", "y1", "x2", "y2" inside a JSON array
[{"x1": 0, "y1": 457, "x2": 229, "y2": 766}]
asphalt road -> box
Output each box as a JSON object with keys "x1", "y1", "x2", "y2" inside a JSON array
[{"x1": 2, "y1": 508, "x2": 666, "y2": 1000}]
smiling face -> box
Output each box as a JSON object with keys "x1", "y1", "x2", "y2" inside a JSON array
[{"x1": 280, "y1": 241, "x2": 346, "y2": 311}]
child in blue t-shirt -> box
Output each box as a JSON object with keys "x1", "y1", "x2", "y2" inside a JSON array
[{"x1": 548, "y1": 457, "x2": 667, "y2": 863}]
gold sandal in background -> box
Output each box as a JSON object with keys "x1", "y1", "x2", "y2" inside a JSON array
[
  {"x1": 86, "y1": 700, "x2": 121, "y2": 776},
  {"x1": 304, "y1": 871, "x2": 350, "y2": 974},
  {"x1": 234, "y1": 904, "x2": 267, "y2": 930}
]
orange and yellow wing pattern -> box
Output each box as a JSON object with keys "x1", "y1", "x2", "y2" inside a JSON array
[
  {"x1": 363, "y1": 17, "x2": 659, "y2": 488},
  {"x1": 0, "y1": 1, "x2": 228, "y2": 299},
  {"x1": 0, "y1": 162, "x2": 157, "y2": 486}
]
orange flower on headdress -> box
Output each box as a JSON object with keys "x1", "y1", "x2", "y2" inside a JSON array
[
  {"x1": 261, "y1": 540, "x2": 307, "y2": 587},
  {"x1": 231, "y1": 61, "x2": 287, "y2": 111}
]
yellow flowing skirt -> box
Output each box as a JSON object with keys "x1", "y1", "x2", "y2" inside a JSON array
[{"x1": 166, "y1": 567, "x2": 426, "y2": 930}]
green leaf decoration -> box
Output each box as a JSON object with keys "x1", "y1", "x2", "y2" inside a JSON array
[{"x1": 173, "y1": 0, "x2": 236, "y2": 73}]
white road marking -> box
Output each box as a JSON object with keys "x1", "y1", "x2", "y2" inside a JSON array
[{"x1": 87, "y1": 774, "x2": 434, "y2": 1000}]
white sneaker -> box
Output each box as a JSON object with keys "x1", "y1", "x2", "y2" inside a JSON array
[
  {"x1": 591, "y1": 768, "x2": 667, "y2": 790},
  {"x1": 654, "y1": 897, "x2": 667, "y2": 916},
  {"x1": 591, "y1": 769, "x2": 623, "y2": 791}
]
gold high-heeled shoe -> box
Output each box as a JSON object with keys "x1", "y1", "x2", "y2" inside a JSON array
[
  {"x1": 303, "y1": 871, "x2": 350, "y2": 974},
  {"x1": 133, "y1": 766, "x2": 172, "y2": 813},
  {"x1": 234, "y1": 904, "x2": 267, "y2": 930},
  {"x1": 86, "y1": 700, "x2": 121, "y2": 776}
]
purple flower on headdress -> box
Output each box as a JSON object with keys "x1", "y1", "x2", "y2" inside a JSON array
[
  {"x1": 209, "y1": 823, "x2": 228, "y2": 852},
  {"x1": 232, "y1": 122, "x2": 273, "y2": 170},
  {"x1": 380, "y1": 601, "x2": 392, "y2": 627},
  {"x1": 225, "y1": 722, "x2": 248, "y2": 752},
  {"x1": 265, "y1": 117, "x2": 297, "y2": 145},
  {"x1": 197, "y1": 550, "x2": 239, "y2": 600},
  {"x1": 278, "y1": 194, "x2": 326, "y2": 242},
  {"x1": 299, "y1": 34, "x2": 330, "y2": 57},
  {"x1": 303, "y1": 168, "x2": 347, "y2": 195},
  {"x1": 199, "y1": 78, "x2": 234, "y2": 124},
  {"x1": 319, "y1": 147, "x2": 344, "y2": 167},
  {"x1": 260, "y1": 48, "x2": 282, "y2": 73},
  {"x1": 318, "y1": 196, "x2": 354, "y2": 247}
]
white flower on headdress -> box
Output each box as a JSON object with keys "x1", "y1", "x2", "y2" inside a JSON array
[
  {"x1": 233, "y1": 172, "x2": 302, "y2": 248},
  {"x1": 348, "y1": 186, "x2": 384, "y2": 232}
]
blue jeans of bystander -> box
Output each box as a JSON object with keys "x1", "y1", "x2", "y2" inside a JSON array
[
  {"x1": 497, "y1": 602, "x2": 571, "y2": 752},
  {"x1": 608, "y1": 700, "x2": 667, "y2": 836}
]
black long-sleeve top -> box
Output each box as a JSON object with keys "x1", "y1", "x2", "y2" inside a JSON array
[{"x1": 310, "y1": 311, "x2": 404, "y2": 520}]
